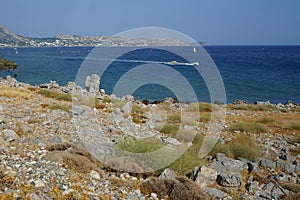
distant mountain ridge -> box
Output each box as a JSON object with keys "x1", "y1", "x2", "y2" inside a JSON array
[{"x1": 0, "y1": 26, "x2": 199, "y2": 47}]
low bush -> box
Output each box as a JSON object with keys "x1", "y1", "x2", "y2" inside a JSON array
[
  {"x1": 116, "y1": 137, "x2": 164, "y2": 154},
  {"x1": 140, "y1": 176, "x2": 211, "y2": 200},
  {"x1": 230, "y1": 122, "x2": 268, "y2": 133},
  {"x1": 159, "y1": 123, "x2": 180, "y2": 136},
  {"x1": 210, "y1": 134, "x2": 261, "y2": 160},
  {"x1": 47, "y1": 104, "x2": 71, "y2": 112},
  {"x1": 38, "y1": 89, "x2": 72, "y2": 102}
]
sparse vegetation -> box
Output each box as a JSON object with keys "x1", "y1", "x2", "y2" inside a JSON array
[
  {"x1": 210, "y1": 134, "x2": 261, "y2": 160},
  {"x1": 38, "y1": 89, "x2": 72, "y2": 101},
  {"x1": 47, "y1": 103, "x2": 71, "y2": 112},
  {"x1": 131, "y1": 104, "x2": 148, "y2": 124},
  {"x1": 116, "y1": 137, "x2": 163, "y2": 154},
  {"x1": 229, "y1": 104, "x2": 275, "y2": 111},
  {"x1": 285, "y1": 124, "x2": 300, "y2": 131},
  {"x1": 140, "y1": 176, "x2": 211, "y2": 200},
  {"x1": 159, "y1": 123, "x2": 180, "y2": 136},
  {"x1": 230, "y1": 122, "x2": 268, "y2": 133},
  {"x1": 256, "y1": 117, "x2": 276, "y2": 124}
]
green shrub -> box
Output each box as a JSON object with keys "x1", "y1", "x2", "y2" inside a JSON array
[
  {"x1": 230, "y1": 122, "x2": 268, "y2": 133},
  {"x1": 159, "y1": 123, "x2": 180, "y2": 136},
  {"x1": 167, "y1": 134, "x2": 207, "y2": 175},
  {"x1": 38, "y1": 89, "x2": 72, "y2": 102},
  {"x1": 168, "y1": 113, "x2": 181, "y2": 123},
  {"x1": 48, "y1": 104, "x2": 71, "y2": 112},
  {"x1": 230, "y1": 104, "x2": 275, "y2": 111},
  {"x1": 116, "y1": 137, "x2": 164, "y2": 154},
  {"x1": 210, "y1": 135, "x2": 261, "y2": 160}
]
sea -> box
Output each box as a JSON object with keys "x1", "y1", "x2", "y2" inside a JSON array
[{"x1": 0, "y1": 45, "x2": 299, "y2": 104}]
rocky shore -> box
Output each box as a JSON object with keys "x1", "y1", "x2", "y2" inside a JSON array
[{"x1": 0, "y1": 75, "x2": 299, "y2": 199}]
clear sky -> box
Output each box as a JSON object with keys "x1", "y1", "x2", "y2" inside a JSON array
[{"x1": 1, "y1": 0, "x2": 299, "y2": 45}]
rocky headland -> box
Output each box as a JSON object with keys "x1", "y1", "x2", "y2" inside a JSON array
[{"x1": 0, "y1": 75, "x2": 299, "y2": 199}]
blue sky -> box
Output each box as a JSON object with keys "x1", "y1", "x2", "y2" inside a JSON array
[{"x1": 1, "y1": 0, "x2": 299, "y2": 45}]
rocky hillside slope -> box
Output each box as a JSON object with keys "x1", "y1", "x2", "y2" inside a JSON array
[{"x1": 0, "y1": 75, "x2": 299, "y2": 199}]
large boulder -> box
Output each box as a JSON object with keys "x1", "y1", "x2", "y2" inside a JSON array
[
  {"x1": 190, "y1": 166, "x2": 218, "y2": 187},
  {"x1": 2, "y1": 129, "x2": 19, "y2": 142},
  {"x1": 216, "y1": 173, "x2": 242, "y2": 187}
]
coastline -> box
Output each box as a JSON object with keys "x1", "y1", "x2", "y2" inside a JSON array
[{"x1": 0, "y1": 75, "x2": 300, "y2": 199}]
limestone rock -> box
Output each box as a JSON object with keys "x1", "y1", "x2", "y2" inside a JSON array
[
  {"x1": 85, "y1": 74, "x2": 100, "y2": 94},
  {"x1": 2, "y1": 129, "x2": 19, "y2": 142},
  {"x1": 159, "y1": 168, "x2": 176, "y2": 179},
  {"x1": 191, "y1": 166, "x2": 218, "y2": 187}
]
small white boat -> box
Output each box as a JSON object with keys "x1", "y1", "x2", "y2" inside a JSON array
[
  {"x1": 14, "y1": 47, "x2": 18, "y2": 54},
  {"x1": 193, "y1": 47, "x2": 197, "y2": 53}
]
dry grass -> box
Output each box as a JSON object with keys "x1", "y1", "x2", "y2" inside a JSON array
[
  {"x1": 47, "y1": 103, "x2": 71, "y2": 112},
  {"x1": 0, "y1": 85, "x2": 35, "y2": 100},
  {"x1": 38, "y1": 89, "x2": 72, "y2": 101},
  {"x1": 0, "y1": 167, "x2": 15, "y2": 191},
  {"x1": 131, "y1": 104, "x2": 148, "y2": 124},
  {"x1": 230, "y1": 122, "x2": 268, "y2": 133},
  {"x1": 140, "y1": 176, "x2": 211, "y2": 200},
  {"x1": 210, "y1": 134, "x2": 261, "y2": 160},
  {"x1": 45, "y1": 143, "x2": 103, "y2": 174}
]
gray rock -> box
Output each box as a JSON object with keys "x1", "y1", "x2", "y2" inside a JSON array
[
  {"x1": 202, "y1": 187, "x2": 227, "y2": 199},
  {"x1": 48, "y1": 135, "x2": 63, "y2": 144},
  {"x1": 85, "y1": 74, "x2": 100, "y2": 94},
  {"x1": 293, "y1": 160, "x2": 300, "y2": 166},
  {"x1": 246, "y1": 181, "x2": 261, "y2": 193},
  {"x1": 215, "y1": 153, "x2": 227, "y2": 162},
  {"x1": 276, "y1": 160, "x2": 295, "y2": 174},
  {"x1": 164, "y1": 137, "x2": 182, "y2": 146},
  {"x1": 259, "y1": 158, "x2": 276, "y2": 170},
  {"x1": 159, "y1": 168, "x2": 176, "y2": 179},
  {"x1": 2, "y1": 129, "x2": 19, "y2": 142},
  {"x1": 216, "y1": 173, "x2": 242, "y2": 187},
  {"x1": 122, "y1": 102, "x2": 133, "y2": 114},
  {"x1": 271, "y1": 186, "x2": 287, "y2": 200},
  {"x1": 211, "y1": 157, "x2": 246, "y2": 174},
  {"x1": 90, "y1": 170, "x2": 101, "y2": 180},
  {"x1": 191, "y1": 166, "x2": 218, "y2": 187}
]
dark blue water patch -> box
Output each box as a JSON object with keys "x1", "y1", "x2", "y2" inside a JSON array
[{"x1": 0, "y1": 45, "x2": 299, "y2": 104}]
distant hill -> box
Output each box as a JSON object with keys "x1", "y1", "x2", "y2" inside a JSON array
[{"x1": 0, "y1": 26, "x2": 199, "y2": 47}]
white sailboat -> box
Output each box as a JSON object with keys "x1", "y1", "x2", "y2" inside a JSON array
[
  {"x1": 14, "y1": 47, "x2": 18, "y2": 54},
  {"x1": 193, "y1": 46, "x2": 197, "y2": 53}
]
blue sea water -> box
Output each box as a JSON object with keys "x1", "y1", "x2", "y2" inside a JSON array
[{"x1": 0, "y1": 45, "x2": 299, "y2": 104}]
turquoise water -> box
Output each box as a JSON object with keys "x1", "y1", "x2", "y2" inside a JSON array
[{"x1": 0, "y1": 46, "x2": 299, "y2": 103}]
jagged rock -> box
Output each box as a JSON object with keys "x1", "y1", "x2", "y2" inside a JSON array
[
  {"x1": 191, "y1": 166, "x2": 218, "y2": 187},
  {"x1": 159, "y1": 168, "x2": 176, "y2": 179},
  {"x1": 163, "y1": 137, "x2": 182, "y2": 146},
  {"x1": 48, "y1": 135, "x2": 63, "y2": 144},
  {"x1": 211, "y1": 156, "x2": 246, "y2": 174},
  {"x1": 259, "y1": 158, "x2": 276, "y2": 170},
  {"x1": 276, "y1": 160, "x2": 295, "y2": 174},
  {"x1": 33, "y1": 179, "x2": 45, "y2": 188},
  {"x1": 90, "y1": 170, "x2": 101, "y2": 180},
  {"x1": 246, "y1": 181, "x2": 261, "y2": 193},
  {"x1": 216, "y1": 173, "x2": 242, "y2": 187},
  {"x1": 85, "y1": 74, "x2": 100, "y2": 94},
  {"x1": 122, "y1": 102, "x2": 133, "y2": 114},
  {"x1": 2, "y1": 129, "x2": 19, "y2": 142},
  {"x1": 271, "y1": 186, "x2": 288, "y2": 199},
  {"x1": 202, "y1": 187, "x2": 227, "y2": 199}
]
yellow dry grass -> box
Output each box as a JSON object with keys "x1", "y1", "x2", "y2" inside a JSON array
[{"x1": 0, "y1": 85, "x2": 35, "y2": 100}]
